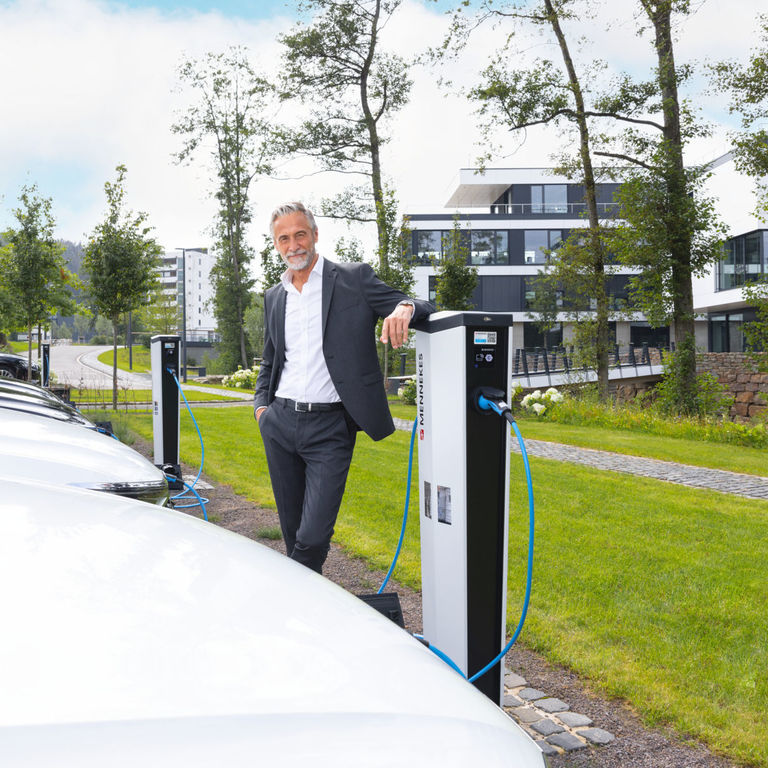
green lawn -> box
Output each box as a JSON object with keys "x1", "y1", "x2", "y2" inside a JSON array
[
  {"x1": 98, "y1": 346, "x2": 151, "y2": 373},
  {"x1": 124, "y1": 405, "x2": 768, "y2": 765},
  {"x1": 70, "y1": 387, "x2": 233, "y2": 405},
  {"x1": 515, "y1": 416, "x2": 768, "y2": 477},
  {"x1": 388, "y1": 403, "x2": 768, "y2": 477}
]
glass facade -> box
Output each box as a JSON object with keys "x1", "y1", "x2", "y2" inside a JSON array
[
  {"x1": 717, "y1": 230, "x2": 768, "y2": 291},
  {"x1": 710, "y1": 312, "x2": 745, "y2": 352},
  {"x1": 531, "y1": 185, "x2": 568, "y2": 214},
  {"x1": 414, "y1": 229, "x2": 509, "y2": 265},
  {"x1": 524, "y1": 230, "x2": 563, "y2": 264},
  {"x1": 470, "y1": 230, "x2": 509, "y2": 265}
]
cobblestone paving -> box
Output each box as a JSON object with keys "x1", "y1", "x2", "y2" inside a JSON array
[
  {"x1": 511, "y1": 439, "x2": 768, "y2": 500},
  {"x1": 502, "y1": 671, "x2": 615, "y2": 757},
  {"x1": 393, "y1": 416, "x2": 768, "y2": 500}
]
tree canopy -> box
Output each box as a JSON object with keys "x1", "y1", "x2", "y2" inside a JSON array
[
  {"x1": 83, "y1": 164, "x2": 161, "y2": 407},
  {"x1": 279, "y1": 0, "x2": 412, "y2": 271}
]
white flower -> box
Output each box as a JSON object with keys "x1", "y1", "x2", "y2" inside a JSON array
[
  {"x1": 545, "y1": 387, "x2": 558, "y2": 397},
  {"x1": 533, "y1": 403, "x2": 546, "y2": 415},
  {"x1": 549, "y1": 391, "x2": 564, "y2": 403},
  {"x1": 521, "y1": 394, "x2": 532, "y2": 407},
  {"x1": 531, "y1": 389, "x2": 542, "y2": 399}
]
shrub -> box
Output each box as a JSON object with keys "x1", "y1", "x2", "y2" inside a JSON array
[
  {"x1": 398, "y1": 378, "x2": 416, "y2": 405},
  {"x1": 520, "y1": 386, "x2": 565, "y2": 417},
  {"x1": 655, "y1": 337, "x2": 734, "y2": 418},
  {"x1": 531, "y1": 390, "x2": 768, "y2": 449},
  {"x1": 222, "y1": 366, "x2": 258, "y2": 389}
]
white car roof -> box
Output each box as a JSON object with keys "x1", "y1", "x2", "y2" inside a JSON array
[
  {"x1": 0, "y1": 479, "x2": 544, "y2": 767},
  {"x1": 0, "y1": 408, "x2": 166, "y2": 501}
]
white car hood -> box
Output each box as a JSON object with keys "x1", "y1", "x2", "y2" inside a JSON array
[
  {"x1": 0, "y1": 480, "x2": 544, "y2": 767},
  {"x1": 0, "y1": 409, "x2": 166, "y2": 502}
]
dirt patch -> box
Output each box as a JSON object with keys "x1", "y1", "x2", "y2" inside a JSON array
[{"x1": 144, "y1": 436, "x2": 736, "y2": 768}]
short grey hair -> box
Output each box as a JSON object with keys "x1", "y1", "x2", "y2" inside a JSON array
[{"x1": 269, "y1": 202, "x2": 318, "y2": 238}]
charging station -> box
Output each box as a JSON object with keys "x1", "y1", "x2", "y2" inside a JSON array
[
  {"x1": 415, "y1": 311, "x2": 515, "y2": 704},
  {"x1": 151, "y1": 335, "x2": 182, "y2": 485}
]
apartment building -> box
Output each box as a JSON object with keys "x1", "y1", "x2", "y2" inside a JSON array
[{"x1": 406, "y1": 167, "x2": 671, "y2": 351}]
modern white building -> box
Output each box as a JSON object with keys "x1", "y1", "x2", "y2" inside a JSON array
[
  {"x1": 159, "y1": 248, "x2": 218, "y2": 342},
  {"x1": 407, "y1": 167, "x2": 669, "y2": 353},
  {"x1": 694, "y1": 152, "x2": 768, "y2": 352}
]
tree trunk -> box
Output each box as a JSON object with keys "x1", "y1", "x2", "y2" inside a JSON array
[
  {"x1": 546, "y1": 0, "x2": 610, "y2": 398},
  {"x1": 112, "y1": 321, "x2": 119, "y2": 411},
  {"x1": 27, "y1": 323, "x2": 33, "y2": 381},
  {"x1": 360, "y1": 0, "x2": 388, "y2": 271},
  {"x1": 646, "y1": 0, "x2": 697, "y2": 410}
]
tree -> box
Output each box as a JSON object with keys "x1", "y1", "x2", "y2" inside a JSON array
[
  {"x1": 712, "y1": 17, "x2": 768, "y2": 218},
  {"x1": 372, "y1": 188, "x2": 414, "y2": 378},
  {"x1": 433, "y1": 216, "x2": 477, "y2": 311},
  {"x1": 73, "y1": 311, "x2": 92, "y2": 343},
  {"x1": 244, "y1": 293, "x2": 265, "y2": 361},
  {"x1": 453, "y1": 0, "x2": 617, "y2": 393},
  {"x1": 258, "y1": 233, "x2": 284, "y2": 292},
  {"x1": 713, "y1": 19, "x2": 768, "y2": 373},
  {"x1": 592, "y1": 1, "x2": 725, "y2": 414},
  {"x1": 83, "y1": 165, "x2": 161, "y2": 409},
  {"x1": 443, "y1": 0, "x2": 724, "y2": 411},
  {"x1": 135, "y1": 283, "x2": 179, "y2": 336},
  {"x1": 174, "y1": 47, "x2": 278, "y2": 370},
  {"x1": 334, "y1": 236, "x2": 365, "y2": 263},
  {"x1": 3, "y1": 185, "x2": 78, "y2": 378},
  {"x1": 279, "y1": 0, "x2": 412, "y2": 273}
]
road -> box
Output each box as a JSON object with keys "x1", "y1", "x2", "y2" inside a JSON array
[{"x1": 50, "y1": 343, "x2": 151, "y2": 389}]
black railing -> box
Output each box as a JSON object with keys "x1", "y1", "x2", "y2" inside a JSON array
[
  {"x1": 489, "y1": 202, "x2": 620, "y2": 217},
  {"x1": 513, "y1": 344, "x2": 668, "y2": 381}
]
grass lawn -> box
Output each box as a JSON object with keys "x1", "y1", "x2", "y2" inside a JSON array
[
  {"x1": 98, "y1": 346, "x2": 151, "y2": 373},
  {"x1": 389, "y1": 401, "x2": 768, "y2": 477},
  {"x1": 70, "y1": 388, "x2": 233, "y2": 405},
  {"x1": 515, "y1": 416, "x2": 768, "y2": 477},
  {"x1": 124, "y1": 405, "x2": 768, "y2": 765}
]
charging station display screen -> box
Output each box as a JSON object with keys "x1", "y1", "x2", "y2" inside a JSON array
[{"x1": 473, "y1": 331, "x2": 497, "y2": 345}]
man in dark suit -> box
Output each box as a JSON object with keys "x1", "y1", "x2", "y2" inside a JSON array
[{"x1": 254, "y1": 202, "x2": 433, "y2": 574}]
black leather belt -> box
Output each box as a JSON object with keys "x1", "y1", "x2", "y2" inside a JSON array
[{"x1": 274, "y1": 396, "x2": 344, "y2": 413}]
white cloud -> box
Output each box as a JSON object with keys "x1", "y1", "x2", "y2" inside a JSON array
[{"x1": 0, "y1": 0, "x2": 761, "y2": 267}]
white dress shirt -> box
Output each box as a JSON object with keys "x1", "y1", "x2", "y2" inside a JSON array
[{"x1": 274, "y1": 254, "x2": 341, "y2": 404}]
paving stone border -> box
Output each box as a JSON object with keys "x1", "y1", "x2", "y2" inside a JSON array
[
  {"x1": 394, "y1": 417, "x2": 768, "y2": 501},
  {"x1": 503, "y1": 670, "x2": 615, "y2": 757},
  {"x1": 510, "y1": 439, "x2": 768, "y2": 500}
]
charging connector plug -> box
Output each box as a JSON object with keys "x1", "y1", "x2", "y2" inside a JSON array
[{"x1": 473, "y1": 386, "x2": 515, "y2": 425}]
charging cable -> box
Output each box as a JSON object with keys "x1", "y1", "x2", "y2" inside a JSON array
[
  {"x1": 165, "y1": 368, "x2": 209, "y2": 520},
  {"x1": 413, "y1": 388, "x2": 535, "y2": 684},
  {"x1": 378, "y1": 418, "x2": 417, "y2": 594}
]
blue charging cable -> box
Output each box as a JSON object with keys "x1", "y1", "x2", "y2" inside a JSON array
[
  {"x1": 378, "y1": 418, "x2": 418, "y2": 594},
  {"x1": 389, "y1": 392, "x2": 535, "y2": 684},
  {"x1": 166, "y1": 368, "x2": 209, "y2": 520}
]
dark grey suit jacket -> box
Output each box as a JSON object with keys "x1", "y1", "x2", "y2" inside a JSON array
[{"x1": 254, "y1": 260, "x2": 433, "y2": 441}]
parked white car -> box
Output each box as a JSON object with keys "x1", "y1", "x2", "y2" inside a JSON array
[
  {"x1": 0, "y1": 408, "x2": 168, "y2": 505},
  {"x1": 0, "y1": 479, "x2": 547, "y2": 767}
]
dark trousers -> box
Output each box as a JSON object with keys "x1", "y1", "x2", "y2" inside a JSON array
[{"x1": 258, "y1": 399, "x2": 357, "y2": 574}]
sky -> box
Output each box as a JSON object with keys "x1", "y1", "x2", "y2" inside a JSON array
[{"x1": 0, "y1": 0, "x2": 763, "y2": 273}]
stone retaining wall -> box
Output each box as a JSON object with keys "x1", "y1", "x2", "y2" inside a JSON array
[{"x1": 696, "y1": 353, "x2": 767, "y2": 423}]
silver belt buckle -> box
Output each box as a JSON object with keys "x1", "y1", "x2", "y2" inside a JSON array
[{"x1": 295, "y1": 400, "x2": 310, "y2": 412}]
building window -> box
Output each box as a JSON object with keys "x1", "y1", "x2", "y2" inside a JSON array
[
  {"x1": 717, "y1": 230, "x2": 767, "y2": 291},
  {"x1": 711, "y1": 312, "x2": 745, "y2": 352},
  {"x1": 524, "y1": 230, "x2": 563, "y2": 264},
  {"x1": 531, "y1": 184, "x2": 567, "y2": 214},
  {"x1": 416, "y1": 230, "x2": 441, "y2": 264},
  {"x1": 469, "y1": 230, "x2": 508, "y2": 265}
]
